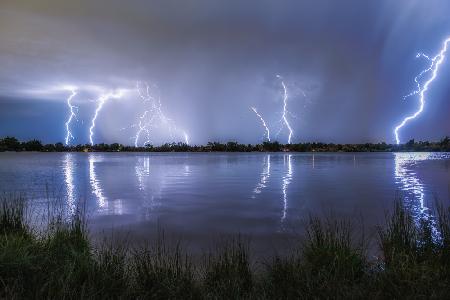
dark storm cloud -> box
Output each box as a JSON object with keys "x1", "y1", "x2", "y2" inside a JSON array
[{"x1": 1, "y1": 0, "x2": 450, "y2": 144}]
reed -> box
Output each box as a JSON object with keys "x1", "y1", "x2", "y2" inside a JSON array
[{"x1": 0, "y1": 196, "x2": 449, "y2": 299}]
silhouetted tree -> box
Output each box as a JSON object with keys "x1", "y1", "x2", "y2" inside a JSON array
[
  {"x1": 0, "y1": 136, "x2": 21, "y2": 151},
  {"x1": 22, "y1": 140, "x2": 43, "y2": 151},
  {"x1": 55, "y1": 143, "x2": 65, "y2": 152},
  {"x1": 2, "y1": 135, "x2": 450, "y2": 153},
  {"x1": 262, "y1": 141, "x2": 281, "y2": 152}
]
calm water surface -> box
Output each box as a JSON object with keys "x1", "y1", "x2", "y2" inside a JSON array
[{"x1": 1, "y1": 152, "x2": 449, "y2": 251}]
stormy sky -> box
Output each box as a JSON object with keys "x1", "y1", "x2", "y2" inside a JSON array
[{"x1": 1, "y1": 0, "x2": 450, "y2": 145}]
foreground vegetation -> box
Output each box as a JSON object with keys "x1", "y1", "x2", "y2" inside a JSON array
[
  {"x1": 1, "y1": 197, "x2": 449, "y2": 299},
  {"x1": 2, "y1": 136, "x2": 450, "y2": 152}
]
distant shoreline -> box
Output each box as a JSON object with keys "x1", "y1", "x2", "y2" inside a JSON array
[
  {"x1": 2, "y1": 150, "x2": 450, "y2": 154},
  {"x1": 2, "y1": 136, "x2": 450, "y2": 152}
]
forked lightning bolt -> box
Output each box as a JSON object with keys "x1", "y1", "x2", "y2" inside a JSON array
[
  {"x1": 394, "y1": 37, "x2": 450, "y2": 144},
  {"x1": 64, "y1": 87, "x2": 78, "y2": 145},
  {"x1": 276, "y1": 75, "x2": 294, "y2": 144},
  {"x1": 250, "y1": 107, "x2": 271, "y2": 142},
  {"x1": 133, "y1": 81, "x2": 189, "y2": 146},
  {"x1": 134, "y1": 110, "x2": 151, "y2": 147},
  {"x1": 89, "y1": 90, "x2": 124, "y2": 145},
  {"x1": 133, "y1": 81, "x2": 157, "y2": 146}
]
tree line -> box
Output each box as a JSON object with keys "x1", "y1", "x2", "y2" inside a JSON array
[{"x1": 1, "y1": 136, "x2": 450, "y2": 152}]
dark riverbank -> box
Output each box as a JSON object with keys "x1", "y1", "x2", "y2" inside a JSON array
[
  {"x1": 2, "y1": 136, "x2": 450, "y2": 153},
  {"x1": 1, "y1": 196, "x2": 449, "y2": 299}
]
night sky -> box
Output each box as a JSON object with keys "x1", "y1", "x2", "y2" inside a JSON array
[{"x1": 1, "y1": 0, "x2": 450, "y2": 145}]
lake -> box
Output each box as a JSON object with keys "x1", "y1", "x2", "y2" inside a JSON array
[{"x1": 1, "y1": 152, "x2": 449, "y2": 253}]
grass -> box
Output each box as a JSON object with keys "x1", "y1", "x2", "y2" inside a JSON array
[
  {"x1": 0, "y1": 197, "x2": 449, "y2": 299},
  {"x1": 203, "y1": 237, "x2": 253, "y2": 299}
]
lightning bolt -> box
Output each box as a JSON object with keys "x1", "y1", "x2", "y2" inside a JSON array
[
  {"x1": 133, "y1": 81, "x2": 189, "y2": 146},
  {"x1": 183, "y1": 131, "x2": 190, "y2": 145},
  {"x1": 276, "y1": 75, "x2": 294, "y2": 144},
  {"x1": 89, "y1": 90, "x2": 124, "y2": 146},
  {"x1": 134, "y1": 110, "x2": 151, "y2": 147},
  {"x1": 64, "y1": 87, "x2": 78, "y2": 145},
  {"x1": 134, "y1": 81, "x2": 156, "y2": 147},
  {"x1": 394, "y1": 37, "x2": 450, "y2": 144},
  {"x1": 250, "y1": 107, "x2": 271, "y2": 142}
]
